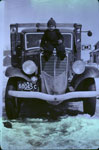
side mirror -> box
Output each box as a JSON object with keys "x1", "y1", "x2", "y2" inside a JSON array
[{"x1": 87, "y1": 30, "x2": 92, "y2": 36}]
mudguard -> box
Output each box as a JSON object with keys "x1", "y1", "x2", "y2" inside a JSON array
[
  {"x1": 94, "y1": 78, "x2": 99, "y2": 92},
  {"x1": 72, "y1": 66, "x2": 99, "y2": 90},
  {"x1": 5, "y1": 66, "x2": 30, "y2": 81}
]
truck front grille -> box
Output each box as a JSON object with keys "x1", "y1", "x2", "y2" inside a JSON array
[{"x1": 41, "y1": 55, "x2": 68, "y2": 76}]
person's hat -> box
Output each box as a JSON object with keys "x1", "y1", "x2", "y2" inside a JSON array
[{"x1": 47, "y1": 18, "x2": 56, "y2": 27}]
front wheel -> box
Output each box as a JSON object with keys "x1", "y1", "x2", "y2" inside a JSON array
[
  {"x1": 77, "y1": 79, "x2": 96, "y2": 116},
  {"x1": 83, "y1": 81, "x2": 96, "y2": 116},
  {"x1": 5, "y1": 78, "x2": 20, "y2": 119}
]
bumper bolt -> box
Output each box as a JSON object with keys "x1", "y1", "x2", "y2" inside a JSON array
[{"x1": 54, "y1": 97, "x2": 57, "y2": 101}]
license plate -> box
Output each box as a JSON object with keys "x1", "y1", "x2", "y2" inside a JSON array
[{"x1": 18, "y1": 81, "x2": 38, "y2": 91}]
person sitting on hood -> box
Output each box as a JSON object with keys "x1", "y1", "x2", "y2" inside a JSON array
[{"x1": 40, "y1": 18, "x2": 66, "y2": 61}]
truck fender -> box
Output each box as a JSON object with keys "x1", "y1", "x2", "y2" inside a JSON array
[
  {"x1": 94, "y1": 78, "x2": 99, "y2": 92},
  {"x1": 5, "y1": 66, "x2": 30, "y2": 81},
  {"x1": 72, "y1": 66, "x2": 99, "y2": 90}
]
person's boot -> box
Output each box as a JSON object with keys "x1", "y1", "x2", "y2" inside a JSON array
[
  {"x1": 57, "y1": 51, "x2": 65, "y2": 60},
  {"x1": 43, "y1": 51, "x2": 52, "y2": 61},
  {"x1": 60, "y1": 53, "x2": 65, "y2": 60}
]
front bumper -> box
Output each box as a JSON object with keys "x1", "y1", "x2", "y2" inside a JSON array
[{"x1": 8, "y1": 90, "x2": 99, "y2": 102}]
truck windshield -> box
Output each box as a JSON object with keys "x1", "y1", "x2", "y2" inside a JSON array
[
  {"x1": 25, "y1": 33, "x2": 43, "y2": 50},
  {"x1": 25, "y1": 32, "x2": 73, "y2": 50}
]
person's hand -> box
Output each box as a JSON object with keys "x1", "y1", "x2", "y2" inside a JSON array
[{"x1": 58, "y1": 39, "x2": 62, "y2": 44}]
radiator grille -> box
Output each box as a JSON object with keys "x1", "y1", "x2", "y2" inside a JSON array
[{"x1": 41, "y1": 55, "x2": 67, "y2": 76}]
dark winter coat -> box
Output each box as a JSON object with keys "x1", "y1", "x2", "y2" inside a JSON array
[
  {"x1": 40, "y1": 28, "x2": 66, "y2": 61},
  {"x1": 40, "y1": 29, "x2": 64, "y2": 48}
]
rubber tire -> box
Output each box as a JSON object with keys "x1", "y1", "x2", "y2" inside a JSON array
[
  {"x1": 5, "y1": 78, "x2": 20, "y2": 119},
  {"x1": 83, "y1": 82, "x2": 96, "y2": 116}
]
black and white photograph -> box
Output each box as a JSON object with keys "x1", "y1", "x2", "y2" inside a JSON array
[{"x1": 0, "y1": 0, "x2": 99, "y2": 149}]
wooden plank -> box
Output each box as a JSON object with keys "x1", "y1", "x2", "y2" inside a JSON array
[
  {"x1": 10, "y1": 23, "x2": 77, "y2": 28},
  {"x1": 21, "y1": 28, "x2": 74, "y2": 33}
]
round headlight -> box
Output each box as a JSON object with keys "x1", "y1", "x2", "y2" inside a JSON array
[
  {"x1": 22, "y1": 60, "x2": 37, "y2": 75},
  {"x1": 72, "y1": 60, "x2": 85, "y2": 74}
]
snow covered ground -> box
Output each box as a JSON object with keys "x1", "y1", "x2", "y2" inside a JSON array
[{"x1": 1, "y1": 115, "x2": 99, "y2": 150}]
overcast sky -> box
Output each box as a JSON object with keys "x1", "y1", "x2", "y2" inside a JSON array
[
  {"x1": 2, "y1": 0, "x2": 99, "y2": 50},
  {"x1": 0, "y1": 0, "x2": 99, "y2": 51}
]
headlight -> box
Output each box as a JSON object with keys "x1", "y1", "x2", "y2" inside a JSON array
[
  {"x1": 22, "y1": 60, "x2": 37, "y2": 75},
  {"x1": 72, "y1": 60, "x2": 85, "y2": 74}
]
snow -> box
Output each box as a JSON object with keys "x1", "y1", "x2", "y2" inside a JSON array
[{"x1": 1, "y1": 115, "x2": 99, "y2": 149}]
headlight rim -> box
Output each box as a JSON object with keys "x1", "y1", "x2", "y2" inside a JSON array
[
  {"x1": 72, "y1": 60, "x2": 85, "y2": 75},
  {"x1": 22, "y1": 60, "x2": 37, "y2": 75}
]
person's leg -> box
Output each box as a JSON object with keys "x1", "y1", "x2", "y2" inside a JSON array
[
  {"x1": 43, "y1": 43, "x2": 54, "y2": 61},
  {"x1": 56, "y1": 44, "x2": 66, "y2": 60}
]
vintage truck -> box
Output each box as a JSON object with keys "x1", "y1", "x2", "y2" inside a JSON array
[{"x1": 5, "y1": 23, "x2": 99, "y2": 119}]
